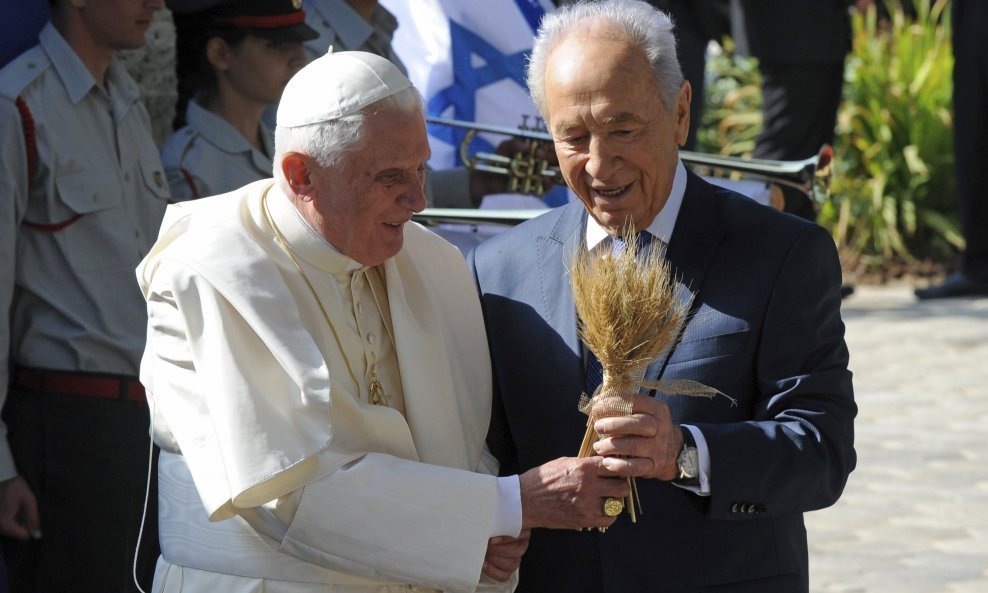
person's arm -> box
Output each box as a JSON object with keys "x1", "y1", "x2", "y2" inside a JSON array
[
  {"x1": 700, "y1": 224, "x2": 856, "y2": 517},
  {"x1": 0, "y1": 96, "x2": 41, "y2": 541},
  {"x1": 593, "y1": 225, "x2": 856, "y2": 518}
]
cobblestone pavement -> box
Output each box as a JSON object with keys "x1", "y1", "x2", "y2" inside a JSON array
[{"x1": 807, "y1": 284, "x2": 988, "y2": 593}]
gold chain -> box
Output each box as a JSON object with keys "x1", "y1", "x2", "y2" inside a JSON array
[{"x1": 259, "y1": 186, "x2": 361, "y2": 393}]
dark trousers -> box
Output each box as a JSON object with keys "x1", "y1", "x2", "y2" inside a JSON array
[
  {"x1": 953, "y1": 0, "x2": 988, "y2": 278},
  {"x1": 676, "y1": 16, "x2": 710, "y2": 152},
  {"x1": 0, "y1": 384, "x2": 159, "y2": 593},
  {"x1": 753, "y1": 60, "x2": 845, "y2": 221}
]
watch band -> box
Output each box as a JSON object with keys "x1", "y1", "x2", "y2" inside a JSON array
[{"x1": 679, "y1": 425, "x2": 696, "y2": 450}]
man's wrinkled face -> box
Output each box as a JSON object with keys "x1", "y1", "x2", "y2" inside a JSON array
[
  {"x1": 543, "y1": 24, "x2": 690, "y2": 234},
  {"x1": 309, "y1": 109, "x2": 430, "y2": 266}
]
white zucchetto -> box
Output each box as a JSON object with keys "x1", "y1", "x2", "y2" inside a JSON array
[{"x1": 276, "y1": 49, "x2": 413, "y2": 128}]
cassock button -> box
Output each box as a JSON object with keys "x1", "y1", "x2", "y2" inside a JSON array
[{"x1": 367, "y1": 333, "x2": 376, "y2": 345}]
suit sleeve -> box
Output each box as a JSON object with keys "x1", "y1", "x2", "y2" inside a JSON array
[
  {"x1": 467, "y1": 247, "x2": 520, "y2": 476},
  {"x1": 697, "y1": 224, "x2": 856, "y2": 520}
]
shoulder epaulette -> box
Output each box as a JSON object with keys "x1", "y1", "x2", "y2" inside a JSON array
[{"x1": 0, "y1": 46, "x2": 50, "y2": 101}]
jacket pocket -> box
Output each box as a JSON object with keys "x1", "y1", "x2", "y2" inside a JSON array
[{"x1": 669, "y1": 327, "x2": 749, "y2": 364}]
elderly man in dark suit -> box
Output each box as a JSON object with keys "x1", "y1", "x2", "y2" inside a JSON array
[{"x1": 469, "y1": 1, "x2": 857, "y2": 592}]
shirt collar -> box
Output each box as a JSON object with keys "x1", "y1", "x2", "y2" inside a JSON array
[
  {"x1": 585, "y1": 159, "x2": 687, "y2": 250},
  {"x1": 39, "y1": 22, "x2": 140, "y2": 107},
  {"x1": 186, "y1": 100, "x2": 271, "y2": 158}
]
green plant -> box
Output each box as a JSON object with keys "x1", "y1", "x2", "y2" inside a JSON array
[
  {"x1": 697, "y1": 37, "x2": 762, "y2": 157},
  {"x1": 699, "y1": 1, "x2": 958, "y2": 267},
  {"x1": 821, "y1": 0, "x2": 958, "y2": 263}
]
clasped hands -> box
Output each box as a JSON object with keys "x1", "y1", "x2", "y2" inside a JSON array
[{"x1": 482, "y1": 393, "x2": 680, "y2": 580}]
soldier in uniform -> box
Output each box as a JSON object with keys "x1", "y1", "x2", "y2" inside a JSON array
[
  {"x1": 161, "y1": 0, "x2": 317, "y2": 202},
  {"x1": 0, "y1": 0, "x2": 170, "y2": 591}
]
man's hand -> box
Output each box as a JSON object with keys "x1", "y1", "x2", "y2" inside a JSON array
[
  {"x1": 591, "y1": 394, "x2": 683, "y2": 481},
  {"x1": 519, "y1": 457, "x2": 629, "y2": 530},
  {"x1": 481, "y1": 529, "x2": 531, "y2": 582},
  {"x1": 0, "y1": 475, "x2": 40, "y2": 540}
]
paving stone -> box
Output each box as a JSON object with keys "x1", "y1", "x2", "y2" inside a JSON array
[{"x1": 806, "y1": 285, "x2": 988, "y2": 593}]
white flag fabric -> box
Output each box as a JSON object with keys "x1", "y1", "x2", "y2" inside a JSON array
[{"x1": 381, "y1": 0, "x2": 569, "y2": 207}]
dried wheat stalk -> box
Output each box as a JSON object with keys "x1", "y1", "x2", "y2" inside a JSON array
[{"x1": 571, "y1": 226, "x2": 726, "y2": 524}]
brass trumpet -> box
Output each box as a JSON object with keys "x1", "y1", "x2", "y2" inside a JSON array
[{"x1": 426, "y1": 116, "x2": 833, "y2": 204}]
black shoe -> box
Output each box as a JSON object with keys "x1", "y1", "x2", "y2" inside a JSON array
[{"x1": 914, "y1": 271, "x2": 988, "y2": 300}]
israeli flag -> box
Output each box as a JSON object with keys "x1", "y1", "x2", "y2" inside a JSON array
[{"x1": 381, "y1": 0, "x2": 568, "y2": 207}]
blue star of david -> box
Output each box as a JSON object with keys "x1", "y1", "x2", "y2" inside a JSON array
[
  {"x1": 426, "y1": 19, "x2": 528, "y2": 155},
  {"x1": 426, "y1": 14, "x2": 568, "y2": 206}
]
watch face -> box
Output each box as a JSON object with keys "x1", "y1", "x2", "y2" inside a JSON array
[{"x1": 678, "y1": 447, "x2": 699, "y2": 479}]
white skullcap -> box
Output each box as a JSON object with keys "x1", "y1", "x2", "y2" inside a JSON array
[{"x1": 276, "y1": 49, "x2": 412, "y2": 128}]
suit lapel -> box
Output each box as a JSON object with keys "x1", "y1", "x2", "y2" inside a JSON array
[
  {"x1": 645, "y1": 172, "x2": 726, "y2": 382},
  {"x1": 536, "y1": 203, "x2": 586, "y2": 355}
]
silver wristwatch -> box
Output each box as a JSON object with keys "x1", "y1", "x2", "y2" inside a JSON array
[{"x1": 675, "y1": 426, "x2": 699, "y2": 482}]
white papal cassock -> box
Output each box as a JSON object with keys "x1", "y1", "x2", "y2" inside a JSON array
[{"x1": 137, "y1": 179, "x2": 514, "y2": 593}]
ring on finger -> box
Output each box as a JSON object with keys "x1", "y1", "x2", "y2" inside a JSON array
[{"x1": 602, "y1": 497, "x2": 624, "y2": 517}]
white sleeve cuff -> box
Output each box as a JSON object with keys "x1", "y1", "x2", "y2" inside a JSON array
[{"x1": 492, "y1": 475, "x2": 522, "y2": 537}]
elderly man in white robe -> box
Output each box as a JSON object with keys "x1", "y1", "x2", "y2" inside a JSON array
[{"x1": 137, "y1": 50, "x2": 629, "y2": 593}]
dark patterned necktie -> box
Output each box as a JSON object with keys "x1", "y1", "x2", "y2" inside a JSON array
[{"x1": 583, "y1": 231, "x2": 654, "y2": 396}]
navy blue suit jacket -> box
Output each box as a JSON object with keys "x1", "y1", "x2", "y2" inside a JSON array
[{"x1": 468, "y1": 172, "x2": 856, "y2": 593}]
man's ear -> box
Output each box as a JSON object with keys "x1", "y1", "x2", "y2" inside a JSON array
[
  {"x1": 281, "y1": 153, "x2": 316, "y2": 201},
  {"x1": 674, "y1": 80, "x2": 692, "y2": 148}
]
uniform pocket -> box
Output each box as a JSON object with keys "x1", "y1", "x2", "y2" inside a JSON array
[
  {"x1": 54, "y1": 168, "x2": 134, "y2": 272},
  {"x1": 56, "y1": 168, "x2": 123, "y2": 214}
]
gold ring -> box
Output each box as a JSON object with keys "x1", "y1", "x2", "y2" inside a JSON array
[{"x1": 602, "y1": 497, "x2": 624, "y2": 517}]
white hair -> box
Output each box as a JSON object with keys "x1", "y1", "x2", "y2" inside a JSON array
[
  {"x1": 527, "y1": 0, "x2": 684, "y2": 118},
  {"x1": 273, "y1": 85, "x2": 424, "y2": 187}
]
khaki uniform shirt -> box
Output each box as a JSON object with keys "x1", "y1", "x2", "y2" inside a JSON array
[
  {"x1": 160, "y1": 100, "x2": 274, "y2": 202},
  {"x1": 0, "y1": 22, "x2": 171, "y2": 478}
]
